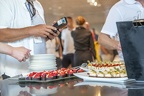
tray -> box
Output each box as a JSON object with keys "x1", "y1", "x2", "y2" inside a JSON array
[{"x1": 18, "y1": 76, "x2": 77, "y2": 83}]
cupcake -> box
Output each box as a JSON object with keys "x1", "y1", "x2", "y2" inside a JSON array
[
  {"x1": 32, "y1": 72, "x2": 41, "y2": 80},
  {"x1": 67, "y1": 69, "x2": 74, "y2": 77},
  {"x1": 46, "y1": 72, "x2": 54, "y2": 80},
  {"x1": 27, "y1": 72, "x2": 37, "y2": 80},
  {"x1": 57, "y1": 70, "x2": 66, "y2": 79},
  {"x1": 41, "y1": 71, "x2": 47, "y2": 80}
]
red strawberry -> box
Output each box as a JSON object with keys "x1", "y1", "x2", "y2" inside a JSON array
[
  {"x1": 61, "y1": 68, "x2": 66, "y2": 71},
  {"x1": 72, "y1": 69, "x2": 77, "y2": 73},
  {"x1": 77, "y1": 69, "x2": 84, "y2": 73}
]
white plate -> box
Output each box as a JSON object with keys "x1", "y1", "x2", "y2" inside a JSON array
[
  {"x1": 30, "y1": 59, "x2": 56, "y2": 63},
  {"x1": 74, "y1": 72, "x2": 131, "y2": 83},
  {"x1": 30, "y1": 54, "x2": 56, "y2": 60},
  {"x1": 29, "y1": 62, "x2": 56, "y2": 66},
  {"x1": 29, "y1": 64, "x2": 57, "y2": 67},
  {"x1": 29, "y1": 65, "x2": 56, "y2": 69},
  {"x1": 80, "y1": 66, "x2": 89, "y2": 72},
  {"x1": 28, "y1": 67, "x2": 57, "y2": 71}
]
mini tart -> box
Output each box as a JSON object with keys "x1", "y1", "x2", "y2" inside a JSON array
[
  {"x1": 57, "y1": 70, "x2": 66, "y2": 79},
  {"x1": 41, "y1": 72, "x2": 47, "y2": 80},
  {"x1": 88, "y1": 70, "x2": 97, "y2": 77},
  {"x1": 57, "y1": 73, "x2": 66, "y2": 79},
  {"x1": 46, "y1": 73, "x2": 54, "y2": 80},
  {"x1": 32, "y1": 73, "x2": 41, "y2": 80},
  {"x1": 97, "y1": 71, "x2": 105, "y2": 77},
  {"x1": 67, "y1": 69, "x2": 74, "y2": 77},
  {"x1": 28, "y1": 72, "x2": 37, "y2": 80}
]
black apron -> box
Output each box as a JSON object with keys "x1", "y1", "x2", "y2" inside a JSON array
[{"x1": 117, "y1": 20, "x2": 144, "y2": 81}]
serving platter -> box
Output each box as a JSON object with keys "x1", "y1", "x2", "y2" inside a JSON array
[
  {"x1": 80, "y1": 66, "x2": 89, "y2": 72},
  {"x1": 18, "y1": 75, "x2": 76, "y2": 83},
  {"x1": 74, "y1": 72, "x2": 135, "y2": 84}
]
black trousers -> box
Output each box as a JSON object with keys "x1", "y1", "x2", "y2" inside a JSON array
[
  {"x1": 73, "y1": 50, "x2": 93, "y2": 67},
  {"x1": 62, "y1": 53, "x2": 74, "y2": 68}
]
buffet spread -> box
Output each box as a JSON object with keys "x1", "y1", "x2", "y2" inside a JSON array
[{"x1": 17, "y1": 60, "x2": 129, "y2": 83}]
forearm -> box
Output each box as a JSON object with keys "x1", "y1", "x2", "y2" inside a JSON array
[
  {"x1": 98, "y1": 33, "x2": 119, "y2": 50},
  {"x1": 0, "y1": 27, "x2": 32, "y2": 42},
  {"x1": 0, "y1": 42, "x2": 13, "y2": 55},
  {"x1": 101, "y1": 46, "x2": 109, "y2": 54}
]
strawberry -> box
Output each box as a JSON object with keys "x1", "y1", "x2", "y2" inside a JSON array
[{"x1": 77, "y1": 69, "x2": 84, "y2": 73}]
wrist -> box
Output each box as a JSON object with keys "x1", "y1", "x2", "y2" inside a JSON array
[
  {"x1": 8, "y1": 46, "x2": 14, "y2": 57},
  {"x1": 25, "y1": 26, "x2": 34, "y2": 36}
]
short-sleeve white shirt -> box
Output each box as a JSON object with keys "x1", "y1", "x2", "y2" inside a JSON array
[
  {"x1": 61, "y1": 28, "x2": 75, "y2": 55},
  {"x1": 0, "y1": 0, "x2": 45, "y2": 76},
  {"x1": 101, "y1": 0, "x2": 144, "y2": 60}
]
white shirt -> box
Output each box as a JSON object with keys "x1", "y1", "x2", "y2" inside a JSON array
[
  {"x1": 46, "y1": 38, "x2": 59, "y2": 57},
  {"x1": 61, "y1": 28, "x2": 75, "y2": 55},
  {"x1": 0, "y1": 0, "x2": 45, "y2": 77},
  {"x1": 101, "y1": 0, "x2": 144, "y2": 60}
]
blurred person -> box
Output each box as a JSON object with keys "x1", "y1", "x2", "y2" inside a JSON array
[
  {"x1": 84, "y1": 21, "x2": 101, "y2": 62},
  {"x1": 61, "y1": 16, "x2": 75, "y2": 68},
  {"x1": 71, "y1": 16, "x2": 95, "y2": 67},
  {"x1": 0, "y1": 0, "x2": 59, "y2": 77},
  {"x1": 98, "y1": 0, "x2": 144, "y2": 61},
  {"x1": 46, "y1": 37, "x2": 62, "y2": 69},
  {"x1": 84, "y1": 22, "x2": 90, "y2": 30}
]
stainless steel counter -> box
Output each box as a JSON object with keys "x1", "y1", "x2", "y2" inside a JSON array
[{"x1": 0, "y1": 78, "x2": 144, "y2": 96}]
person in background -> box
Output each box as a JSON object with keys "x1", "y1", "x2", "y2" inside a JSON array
[
  {"x1": 84, "y1": 22, "x2": 100, "y2": 62},
  {"x1": 46, "y1": 37, "x2": 62, "y2": 69},
  {"x1": 0, "y1": 0, "x2": 59, "y2": 78},
  {"x1": 84, "y1": 22, "x2": 90, "y2": 30},
  {"x1": 61, "y1": 16, "x2": 75, "y2": 68},
  {"x1": 98, "y1": 0, "x2": 144, "y2": 61},
  {"x1": 71, "y1": 16, "x2": 95, "y2": 67},
  {"x1": 0, "y1": 42, "x2": 30, "y2": 62}
]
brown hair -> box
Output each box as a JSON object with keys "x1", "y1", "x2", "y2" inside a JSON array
[{"x1": 76, "y1": 16, "x2": 86, "y2": 25}]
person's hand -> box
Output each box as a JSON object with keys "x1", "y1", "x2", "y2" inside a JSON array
[
  {"x1": 28, "y1": 24, "x2": 60, "y2": 40},
  {"x1": 11, "y1": 47, "x2": 31, "y2": 62},
  {"x1": 113, "y1": 40, "x2": 122, "y2": 51}
]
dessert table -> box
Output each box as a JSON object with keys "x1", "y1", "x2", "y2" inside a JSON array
[{"x1": 0, "y1": 77, "x2": 144, "y2": 96}]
